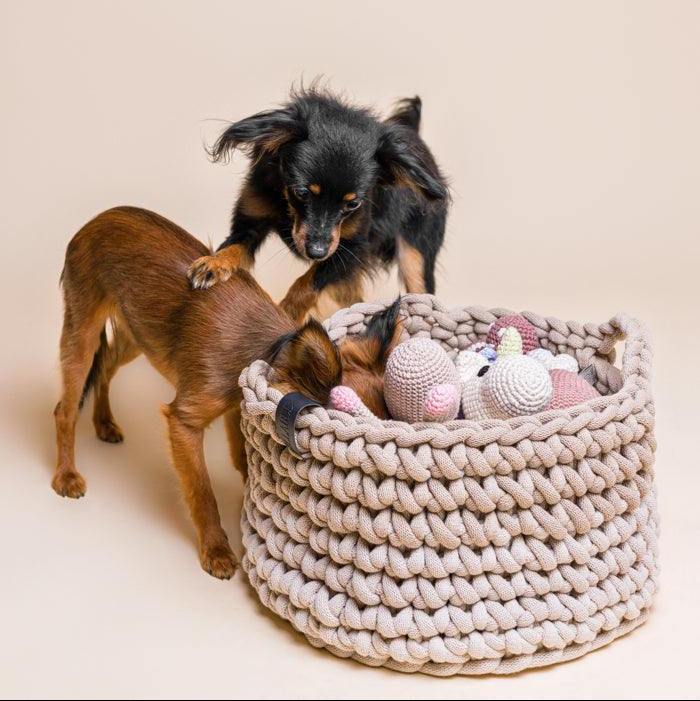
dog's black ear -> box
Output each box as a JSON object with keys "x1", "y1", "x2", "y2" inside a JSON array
[
  {"x1": 210, "y1": 106, "x2": 306, "y2": 162},
  {"x1": 376, "y1": 124, "x2": 447, "y2": 201},
  {"x1": 363, "y1": 297, "x2": 403, "y2": 366}
]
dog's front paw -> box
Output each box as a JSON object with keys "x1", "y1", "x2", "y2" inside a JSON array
[
  {"x1": 201, "y1": 543, "x2": 238, "y2": 580},
  {"x1": 187, "y1": 255, "x2": 233, "y2": 290}
]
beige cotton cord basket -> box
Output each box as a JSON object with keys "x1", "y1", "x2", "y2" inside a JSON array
[{"x1": 238, "y1": 295, "x2": 658, "y2": 676}]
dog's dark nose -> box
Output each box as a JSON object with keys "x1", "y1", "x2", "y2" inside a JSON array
[{"x1": 306, "y1": 241, "x2": 329, "y2": 260}]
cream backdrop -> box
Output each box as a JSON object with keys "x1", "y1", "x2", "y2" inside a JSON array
[{"x1": 1, "y1": 1, "x2": 699, "y2": 698}]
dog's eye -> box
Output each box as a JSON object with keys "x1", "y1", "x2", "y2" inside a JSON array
[
  {"x1": 291, "y1": 186, "x2": 309, "y2": 201},
  {"x1": 343, "y1": 199, "x2": 362, "y2": 213}
]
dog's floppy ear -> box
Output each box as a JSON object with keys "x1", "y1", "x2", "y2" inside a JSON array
[
  {"x1": 267, "y1": 318, "x2": 341, "y2": 404},
  {"x1": 211, "y1": 106, "x2": 306, "y2": 162},
  {"x1": 362, "y1": 297, "x2": 403, "y2": 367},
  {"x1": 339, "y1": 297, "x2": 403, "y2": 373},
  {"x1": 376, "y1": 124, "x2": 448, "y2": 201}
]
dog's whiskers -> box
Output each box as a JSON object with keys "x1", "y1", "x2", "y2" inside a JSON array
[
  {"x1": 338, "y1": 242, "x2": 363, "y2": 267},
  {"x1": 260, "y1": 246, "x2": 289, "y2": 267}
]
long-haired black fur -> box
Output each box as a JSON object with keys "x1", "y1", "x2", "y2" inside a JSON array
[{"x1": 208, "y1": 85, "x2": 449, "y2": 297}]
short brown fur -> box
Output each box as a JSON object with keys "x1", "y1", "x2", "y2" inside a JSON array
[{"x1": 54, "y1": 207, "x2": 398, "y2": 579}]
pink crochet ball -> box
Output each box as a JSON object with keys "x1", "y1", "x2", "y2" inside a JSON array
[
  {"x1": 546, "y1": 369, "x2": 600, "y2": 410},
  {"x1": 487, "y1": 315, "x2": 539, "y2": 353}
]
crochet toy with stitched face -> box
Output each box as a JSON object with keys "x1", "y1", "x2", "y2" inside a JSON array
[{"x1": 458, "y1": 327, "x2": 553, "y2": 420}]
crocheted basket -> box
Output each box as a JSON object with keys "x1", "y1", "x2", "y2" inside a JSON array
[{"x1": 238, "y1": 295, "x2": 657, "y2": 676}]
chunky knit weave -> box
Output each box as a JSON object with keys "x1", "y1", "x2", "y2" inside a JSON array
[{"x1": 239, "y1": 295, "x2": 657, "y2": 677}]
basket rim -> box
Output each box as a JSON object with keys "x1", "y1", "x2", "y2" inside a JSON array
[{"x1": 238, "y1": 295, "x2": 652, "y2": 449}]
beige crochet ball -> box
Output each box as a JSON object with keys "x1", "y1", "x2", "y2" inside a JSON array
[{"x1": 384, "y1": 337, "x2": 459, "y2": 423}]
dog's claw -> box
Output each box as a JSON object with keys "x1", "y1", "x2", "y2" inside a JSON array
[
  {"x1": 52, "y1": 471, "x2": 87, "y2": 499},
  {"x1": 187, "y1": 255, "x2": 233, "y2": 290}
]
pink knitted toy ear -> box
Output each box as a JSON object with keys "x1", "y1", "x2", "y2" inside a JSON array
[
  {"x1": 330, "y1": 386, "x2": 360, "y2": 413},
  {"x1": 424, "y1": 383, "x2": 460, "y2": 422}
]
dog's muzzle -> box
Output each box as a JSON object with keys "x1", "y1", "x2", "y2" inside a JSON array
[{"x1": 306, "y1": 240, "x2": 330, "y2": 260}]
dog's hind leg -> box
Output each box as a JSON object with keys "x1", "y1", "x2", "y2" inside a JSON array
[
  {"x1": 223, "y1": 402, "x2": 247, "y2": 480},
  {"x1": 53, "y1": 299, "x2": 109, "y2": 498},
  {"x1": 92, "y1": 320, "x2": 141, "y2": 443}
]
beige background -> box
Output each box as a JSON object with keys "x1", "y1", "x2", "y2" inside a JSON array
[{"x1": 2, "y1": 1, "x2": 699, "y2": 698}]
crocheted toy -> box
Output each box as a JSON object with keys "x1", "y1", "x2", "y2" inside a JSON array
[
  {"x1": 330, "y1": 385, "x2": 381, "y2": 420},
  {"x1": 527, "y1": 347, "x2": 579, "y2": 373},
  {"x1": 330, "y1": 319, "x2": 600, "y2": 422},
  {"x1": 467, "y1": 314, "x2": 539, "y2": 363},
  {"x1": 524, "y1": 341, "x2": 600, "y2": 408},
  {"x1": 384, "y1": 337, "x2": 461, "y2": 422},
  {"x1": 332, "y1": 337, "x2": 461, "y2": 423},
  {"x1": 546, "y1": 368, "x2": 600, "y2": 409},
  {"x1": 472, "y1": 315, "x2": 581, "y2": 374},
  {"x1": 458, "y1": 327, "x2": 553, "y2": 420},
  {"x1": 330, "y1": 340, "x2": 461, "y2": 423},
  {"x1": 487, "y1": 314, "x2": 539, "y2": 353}
]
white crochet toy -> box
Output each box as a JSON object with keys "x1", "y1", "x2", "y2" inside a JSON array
[
  {"x1": 457, "y1": 327, "x2": 553, "y2": 420},
  {"x1": 527, "y1": 347, "x2": 579, "y2": 373}
]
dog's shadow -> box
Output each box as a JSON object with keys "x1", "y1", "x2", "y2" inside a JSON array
[{"x1": 15, "y1": 358, "x2": 243, "y2": 553}]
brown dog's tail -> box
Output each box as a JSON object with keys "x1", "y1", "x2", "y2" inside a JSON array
[
  {"x1": 386, "y1": 96, "x2": 422, "y2": 131},
  {"x1": 79, "y1": 327, "x2": 108, "y2": 409}
]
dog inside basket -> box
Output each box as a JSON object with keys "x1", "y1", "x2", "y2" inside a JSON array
[{"x1": 238, "y1": 295, "x2": 656, "y2": 676}]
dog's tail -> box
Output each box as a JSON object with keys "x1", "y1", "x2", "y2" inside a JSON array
[
  {"x1": 79, "y1": 327, "x2": 109, "y2": 409},
  {"x1": 386, "y1": 96, "x2": 422, "y2": 131}
]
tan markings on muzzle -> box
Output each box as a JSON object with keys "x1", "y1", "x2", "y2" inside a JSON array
[{"x1": 291, "y1": 217, "x2": 309, "y2": 256}]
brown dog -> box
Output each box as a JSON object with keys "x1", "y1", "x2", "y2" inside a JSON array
[{"x1": 54, "y1": 206, "x2": 400, "y2": 579}]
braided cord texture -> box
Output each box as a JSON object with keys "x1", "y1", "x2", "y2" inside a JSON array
[{"x1": 239, "y1": 295, "x2": 657, "y2": 676}]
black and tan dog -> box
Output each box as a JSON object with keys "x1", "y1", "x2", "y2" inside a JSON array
[
  {"x1": 187, "y1": 88, "x2": 449, "y2": 320},
  {"x1": 54, "y1": 206, "x2": 401, "y2": 579}
]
